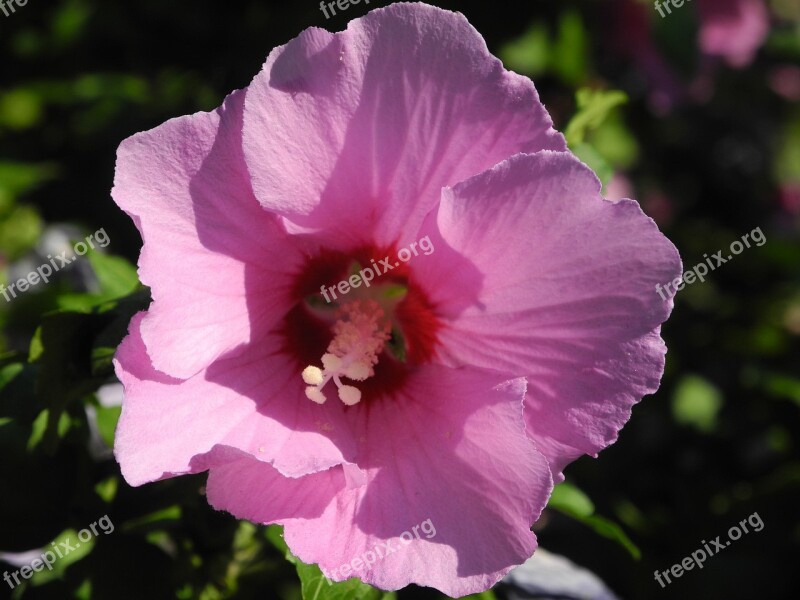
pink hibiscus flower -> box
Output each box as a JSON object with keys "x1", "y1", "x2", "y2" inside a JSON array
[
  {"x1": 112, "y1": 3, "x2": 681, "y2": 595},
  {"x1": 697, "y1": 0, "x2": 769, "y2": 68}
]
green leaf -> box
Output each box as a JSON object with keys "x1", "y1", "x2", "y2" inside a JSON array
[
  {"x1": 548, "y1": 482, "x2": 595, "y2": 517},
  {"x1": 87, "y1": 250, "x2": 140, "y2": 299},
  {"x1": 672, "y1": 374, "x2": 723, "y2": 432},
  {"x1": 763, "y1": 372, "x2": 800, "y2": 406},
  {"x1": 54, "y1": 252, "x2": 141, "y2": 313},
  {"x1": 0, "y1": 204, "x2": 43, "y2": 259},
  {"x1": 75, "y1": 579, "x2": 93, "y2": 600},
  {"x1": 548, "y1": 482, "x2": 641, "y2": 560},
  {"x1": 23, "y1": 290, "x2": 147, "y2": 452},
  {"x1": 0, "y1": 161, "x2": 58, "y2": 209},
  {"x1": 455, "y1": 591, "x2": 498, "y2": 600},
  {"x1": 582, "y1": 514, "x2": 641, "y2": 560},
  {"x1": 52, "y1": 251, "x2": 140, "y2": 313},
  {"x1": 90, "y1": 290, "x2": 151, "y2": 377},
  {"x1": 266, "y1": 525, "x2": 396, "y2": 600},
  {"x1": 94, "y1": 404, "x2": 121, "y2": 447},
  {"x1": 586, "y1": 111, "x2": 639, "y2": 170},
  {"x1": 27, "y1": 408, "x2": 71, "y2": 451},
  {"x1": 28, "y1": 327, "x2": 45, "y2": 362},
  {"x1": 121, "y1": 506, "x2": 182, "y2": 534},
  {"x1": 499, "y1": 21, "x2": 550, "y2": 75},
  {"x1": 571, "y1": 142, "x2": 614, "y2": 188},
  {"x1": 0, "y1": 361, "x2": 25, "y2": 388},
  {"x1": 56, "y1": 292, "x2": 112, "y2": 313},
  {"x1": 30, "y1": 311, "x2": 106, "y2": 453},
  {"x1": 564, "y1": 88, "x2": 628, "y2": 147},
  {"x1": 28, "y1": 528, "x2": 95, "y2": 586},
  {"x1": 551, "y1": 10, "x2": 588, "y2": 86},
  {"x1": 0, "y1": 359, "x2": 39, "y2": 431},
  {"x1": 498, "y1": 11, "x2": 587, "y2": 86},
  {"x1": 0, "y1": 89, "x2": 44, "y2": 130},
  {"x1": 94, "y1": 476, "x2": 119, "y2": 503}
]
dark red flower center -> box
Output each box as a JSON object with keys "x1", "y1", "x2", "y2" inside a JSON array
[{"x1": 278, "y1": 245, "x2": 441, "y2": 405}]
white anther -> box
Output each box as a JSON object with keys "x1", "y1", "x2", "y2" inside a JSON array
[
  {"x1": 338, "y1": 385, "x2": 362, "y2": 406},
  {"x1": 305, "y1": 386, "x2": 327, "y2": 404},
  {"x1": 302, "y1": 366, "x2": 324, "y2": 386},
  {"x1": 344, "y1": 361, "x2": 370, "y2": 381},
  {"x1": 301, "y1": 300, "x2": 390, "y2": 407},
  {"x1": 321, "y1": 353, "x2": 343, "y2": 371}
]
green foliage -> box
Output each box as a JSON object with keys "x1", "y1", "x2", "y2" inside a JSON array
[
  {"x1": 774, "y1": 110, "x2": 800, "y2": 184},
  {"x1": 672, "y1": 375, "x2": 724, "y2": 433},
  {"x1": 587, "y1": 111, "x2": 639, "y2": 170},
  {"x1": 0, "y1": 89, "x2": 44, "y2": 130},
  {"x1": 547, "y1": 482, "x2": 641, "y2": 560},
  {"x1": 11, "y1": 291, "x2": 140, "y2": 453},
  {"x1": 0, "y1": 203, "x2": 42, "y2": 260},
  {"x1": 564, "y1": 89, "x2": 629, "y2": 147},
  {"x1": 762, "y1": 372, "x2": 800, "y2": 406},
  {"x1": 563, "y1": 88, "x2": 631, "y2": 188},
  {"x1": 571, "y1": 142, "x2": 614, "y2": 187},
  {"x1": 500, "y1": 10, "x2": 589, "y2": 85},
  {"x1": 0, "y1": 161, "x2": 55, "y2": 260},
  {"x1": 266, "y1": 526, "x2": 397, "y2": 600},
  {"x1": 58, "y1": 249, "x2": 141, "y2": 312},
  {"x1": 499, "y1": 22, "x2": 549, "y2": 75},
  {"x1": 0, "y1": 161, "x2": 58, "y2": 202}
]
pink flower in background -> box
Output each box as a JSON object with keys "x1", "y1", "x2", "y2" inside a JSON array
[
  {"x1": 778, "y1": 183, "x2": 800, "y2": 217},
  {"x1": 697, "y1": 0, "x2": 769, "y2": 67},
  {"x1": 768, "y1": 65, "x2": 800, "y2": 101},
  {"x1": 610, "y1": 0, "x2": 770, "y2": 113},
  {"x1": 611, "y1": 0, "x2": 687, "y2": 113},
  {"x1": 112, "y1": 3, "x2": 680, "y2": 596}
]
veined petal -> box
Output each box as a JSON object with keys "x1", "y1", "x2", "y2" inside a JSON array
[
  {"x1": 209, "y1": 365, "x2": 552, "y2": 596},
  {"x1": 114, "y1": 314, "x2": 360, "y2": 486},
  {"x1": 113, "y1": 89, "x2": 304, "y2": 379},
  {"x1": 242, "y1": 3, "x2": 565, "y2": 247},
  {"x1": 413, "y1": 151, "x2": 682, "y2": 478}
]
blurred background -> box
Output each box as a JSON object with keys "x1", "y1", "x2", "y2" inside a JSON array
[{"x1": 0, "y1": 0, "x2": 798, "y2": 598}]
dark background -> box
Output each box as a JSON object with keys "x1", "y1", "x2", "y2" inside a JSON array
[{"x1": 1, "y1": 0, "x2": 798, "y2": 599}]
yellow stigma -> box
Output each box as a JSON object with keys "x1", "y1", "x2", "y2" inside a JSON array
[{"x1": 302, "y1": 300, "x2": 390, "y2": 406}]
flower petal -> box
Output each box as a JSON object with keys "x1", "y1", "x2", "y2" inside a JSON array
[
  {"x1": 207, "y1": 365, "x2": 551, "y2": 597},
  {"x1": 242, "y1": 3, "x2": 565, "y2": 246},
  {"x1": 112, "y1": 89, "x2": 304, "y2": 379},
  {"x1": 113, "y1": 314, "x2": 359, "y2": 486},
  {"x1": 203, "y1": 446, "x2": 346, "y2": 523},
  {"x1": 414, "y1": 151, "x2": 682, "y2": 478}
]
